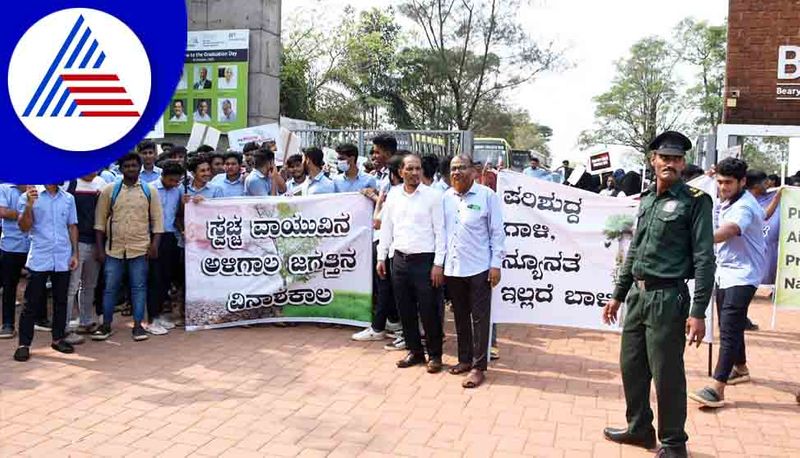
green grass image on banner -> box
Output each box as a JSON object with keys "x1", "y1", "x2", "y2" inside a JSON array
[{"x1": 281, "y1": 290, "x2": 372, "y2": 322}]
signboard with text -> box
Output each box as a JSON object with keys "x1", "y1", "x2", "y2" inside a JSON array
[{"x1": 164, "y1": 29, "x2": 249, "y2": 135}]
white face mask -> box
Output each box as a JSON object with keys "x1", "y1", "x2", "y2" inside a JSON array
[{"x1": 337, "y1": 160, "x2": 350, "y2": 173}]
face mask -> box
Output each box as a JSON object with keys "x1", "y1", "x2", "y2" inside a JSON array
[{"x1": 337, "y1": 160, "x2": 350, "y2": 173}]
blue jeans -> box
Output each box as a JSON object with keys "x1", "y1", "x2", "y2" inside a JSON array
[{"x1": 102, "y1": 256, "x2": 147, "y2": 325}]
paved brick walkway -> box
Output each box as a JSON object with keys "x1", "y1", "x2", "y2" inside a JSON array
[{"x1": 1, "y1": 292, "x2": 798, "y2": 457}]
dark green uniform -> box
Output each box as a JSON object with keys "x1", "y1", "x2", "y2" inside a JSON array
[{"x1": 611, "y1": 180, "x2": 715, "y2": 450}]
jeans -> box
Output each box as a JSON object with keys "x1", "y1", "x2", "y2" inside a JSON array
[
  {"x1": 102, "y1": 256, "x2": 147, "y2": 325},
  {"x1": 148, "y1": 233, "x2": 178, "y2": 322},
  {"x1": 66, "y1": 242, "x2": 100, "y2": 328},
  {"x1": 19, "y1": 270, "x2": 69, "y2": 346},
  {"x1": 713, "y1": 285, "x2": 757, "y2": 383},
  {"x1": 1, "y1": 250, "x2": 27, "y2": 327}
]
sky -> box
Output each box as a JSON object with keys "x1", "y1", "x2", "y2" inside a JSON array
[{"x1": 283, "y1": 0, "x2": 729, "y2": 163}]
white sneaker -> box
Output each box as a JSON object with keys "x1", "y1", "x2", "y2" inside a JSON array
[
  {"x1": 146, "y1": 322, "x2": 168, "y2": 336},
  {"x1": 351, "y1": 327, "x2": 386, "y2": 341},
  {"x1": 386, "y1": 320, "x2": 402, "y2": 333},
  {"x1": 156, "y1": 317, "x2": 175, "y2": 330},
  {"x1": 64, "y1": 332, "x2": 85, "y2": 345},
  {"x1": 384, "y1": 337, "x2": 406, "y2": 351}
]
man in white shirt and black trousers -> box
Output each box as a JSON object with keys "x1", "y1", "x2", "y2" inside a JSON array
[{"x1": 377, "y1": 154, "x2": 446, "y2": 373}]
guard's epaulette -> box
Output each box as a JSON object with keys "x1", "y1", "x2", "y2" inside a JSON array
[{"x1": 688, "y1": 186, "x2": 706, "y2": 198}]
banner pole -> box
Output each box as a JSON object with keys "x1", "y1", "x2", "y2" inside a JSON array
[{"x1": 771, "y1": 286, "x2": 778, "y2": 330}]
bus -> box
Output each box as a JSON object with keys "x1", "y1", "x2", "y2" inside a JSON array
[{"x1": 473, "y1": 138, "x2": 511, "y2": 168}]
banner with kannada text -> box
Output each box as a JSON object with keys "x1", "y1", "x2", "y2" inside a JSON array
[
  {"x1": 776, "y1": 186, "x2": 800, "y2": 308},
  {"x1": 492, "y1": 170, "x2": 638, "y2": 330},
  {"x1": 184, "y1": 193, "x2": 373, "y2": 330}
]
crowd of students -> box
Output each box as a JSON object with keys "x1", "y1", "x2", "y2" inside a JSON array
[{"x1": 1, "y1": 135, "x2": 798, "y2": 397}]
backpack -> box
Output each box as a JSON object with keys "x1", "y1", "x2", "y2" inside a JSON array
[{"x1": 107, "y1": 179, "x2": 152, "y2": 250}]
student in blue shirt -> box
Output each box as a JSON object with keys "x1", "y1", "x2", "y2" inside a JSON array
[
  {"x1": 13, "y1": 185, "x2": 79, "y2": 361},
  {"x1": 183, "y1": 155, "x2": 224, "y2": 203},
  {"x1": 442, "y1": 155, "x2": 505, "y2": 388},
  {"x1": 302, "y1": 147, "x2": 335, "y2": 195},
  {"x1": 244, "y1": 149, "x2": 286, "y2": 196},
  {"x1": 211, "y1": 152, "x2": 246, "y2": 197},
  {"x1": 0, "y1": 184, "x2": 32, "y2": 339},
  {"x1": 333, "y1": 144, "x2": 376, "y2": 193},
  {"x1": 138, "y1": 140, "x2": 163, "y2": 184},
  {"x1": 690, "y1": 158, "x2": 766, "y2": 409},
  {"x1": 148, "y1": 162, "x2": 185, "y2": 336},
  {"x1": 209, "y1": 152, "x2": 226, "y2": 177},
  {"x1": 284, "y1": 154, "x2": 307, "y2": 196},
  {"x1": 522, "y1": 156, "x2": 550, "y2": 180}
]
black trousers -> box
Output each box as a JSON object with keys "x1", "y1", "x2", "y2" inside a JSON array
[
  {"x1": 372, "y1": 242, "x2": 398, "y2": 331},
  {"x1": 147, "y1": 233, "x2": 179, "y2": 321},
  {"x1": 19, "y1": 270, "x2": 69, "y2": 346},
  {"x1": 1, "y1": 250, "x2": 27, "y2": 327},
  {"x1": 391, "y1": 252, "x2": 442, "y2": 359},
  {"x1": 713, "y1": 285, "x2": 757, "y2": 383},
  {"x1": 446, "y1": 270, "x2": 491, "y2": 371}
]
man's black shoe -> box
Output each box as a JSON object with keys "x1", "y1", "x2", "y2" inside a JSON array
[
  {"x1": 745, "y1": 318, "x2": 759, "y2": 331},
  {"x1": 603, "y1": 427, "x2": 656, "y2": 449},
  {"x1": 396, "y1": 352, "x2": 426, "y2": 368},
  {"x1": 51, "y1": 340, "x2": 75, "y2": 354},
  {"x1": 13, "y1": 346, "x2": 30, "y2": 362},
  {"x1": 654, "y1": 446, "x2": 688, "y2": 458}
]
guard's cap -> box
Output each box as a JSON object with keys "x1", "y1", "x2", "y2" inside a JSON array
[{"x1": 647, "y1": 131, "x2": 692, "y2": 156}]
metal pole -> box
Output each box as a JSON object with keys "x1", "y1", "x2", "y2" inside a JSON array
[{"x1": 707, "y1": 343, "x2": 713, "y2": 377}]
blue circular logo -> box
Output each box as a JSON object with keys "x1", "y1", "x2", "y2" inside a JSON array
[{"x1": 2, "y1": 0, "x2": 186, "y2": 183}]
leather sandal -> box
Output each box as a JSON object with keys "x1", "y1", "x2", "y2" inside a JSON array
[
  {"x1": 462, "y1": 369, "x2": 485, "y2": 388},
  {"x1": 449, "y1": 363, "x2": 472, "y2": 375}
]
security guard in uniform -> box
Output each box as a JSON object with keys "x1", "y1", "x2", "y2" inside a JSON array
[{"x1": 601, "y1": 131, "x2": 715, "y2": 458}]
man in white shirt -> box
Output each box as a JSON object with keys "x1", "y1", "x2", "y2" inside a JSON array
[
  {"x1": 377, "y1": 154, "x2": 446, "y2": 373},
  {"x1": 442, "y1": 156, "x2": 505, "y2": 388}
]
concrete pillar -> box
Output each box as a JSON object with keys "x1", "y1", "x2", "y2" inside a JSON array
[{"x1": 187, "y1": 0, "x2": 281, "y2": 126}]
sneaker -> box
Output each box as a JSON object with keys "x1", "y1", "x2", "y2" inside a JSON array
[
  {"x1": 91, "y1": 324, "x2": 112, "y2": 341},
  {"x1": 51, "y1": 340, "x2": 75, "y2": 354},
  {"x1": 352, "y1": 327, "x2": 386, "y2": 341},
  {"x1": 34, "y1": 320, "x2": 52, "y2": 332},
  {"x1": 0, "y1": 325, "x2": 15, "y2": 339},
  {"x1": 490, "y1": 346, "x2": 500, "y2": 361},
  {"x1": 728, "y1": 367, "x2": 751, "y2": 385},
  {"x1": 13, "y1": 346, "x2": 30, "y2": 362},
  {"x1": 132, "y1": 324, "x2": 149, "y2": 341},
  {"x1": 76, "y1": 323, "x2": 98, "y2": 335},
  {"x1": 689, "y1": 386, "x2": 725, "y2": 408},
  {"x1": 64, "y1": 332, "x2": 85, "y2": 345},
  {"x1": 146, "y1": 322, "x2": 168, "y2": 336},
  {"x1": 385, "y1": 320, "x2": 402, "y2": 333},
  {"x1": 384, "y1": 336, "x2": 406, "y2": 351},
  {"x1": 156, "y1": 317, "x2": 175, "y2": 330}
]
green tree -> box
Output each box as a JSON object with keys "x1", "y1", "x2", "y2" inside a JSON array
[
  {"x1": 336, "y1": 7, "x2": 403, "y2": 129},
  {"x1": 400, "y1": 0, "x2": 561, "y2": 130},
  {"x1": 674, "y1": 18, "x2": 727, "y2": 132},
  {"x1": 742, "y1": 137, "x2": 788, "y2": 175},
  {"x1": 586, "y1": 37, "x2": 685, "y2": 153}
]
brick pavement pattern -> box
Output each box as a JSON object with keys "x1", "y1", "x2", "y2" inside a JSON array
[{"x1": 1, "y1": 293, "x2": 798, "y2": 457}]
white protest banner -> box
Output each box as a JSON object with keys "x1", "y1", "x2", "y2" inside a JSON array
[
  {"x1": 776, "y1": 186, "x2": 800, "y2": 308},
  {"x1": 184, "y1": 193, "x2": 374, "y2": 330},
  {"x1": 567, "y1": 164, "x2": 586, "y2": 186},
  {"x1": 145, "y1": 118, "x2": 164, "y2": 139},
  {"x1": 186, "y1": 123, "x2": 221, "y2": 151},
  {"x1": 227, "y1": 123, "x2": 281, "y2": 152},
  {"x1": 493, "y1": 170, "x2": 638, "y2": 330}
]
